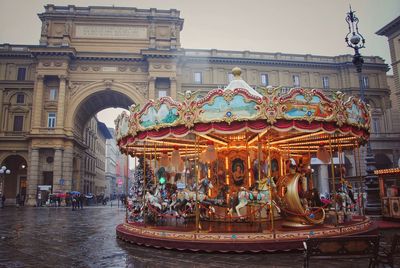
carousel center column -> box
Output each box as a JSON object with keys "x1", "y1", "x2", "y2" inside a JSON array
[{"x1": 318, "y1": 164, "x2": 330, "y2": 198}]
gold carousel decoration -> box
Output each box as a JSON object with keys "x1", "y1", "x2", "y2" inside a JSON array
[{"x1": 115, "y1": 67, "x2": 373, "y2": 252}]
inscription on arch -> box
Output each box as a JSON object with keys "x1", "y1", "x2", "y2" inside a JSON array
[{"x1": 75, "y1": 25, "x2": 148, "y2": 39}]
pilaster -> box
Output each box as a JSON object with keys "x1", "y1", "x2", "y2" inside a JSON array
[
  {"x1": 32, "y1": 75, "x2": 45, "y2": 132},
  {"x1": 53, "y1": 148, "x2": 63, "y2": 192},
  {"x1": 170, "y1": 77, "x2": 177, "y2": 100},
  {"x1": 27, "y1": 148, "x2": 40, "y2": 206},
  {"x1": 148, "y1": 77, "x2": 155, "y2": 100},
  {"x1": 57, "y1": 75, "x2": 67, "y2": 129},
  {"x1": 63, "y1": 145, "x2": 73, "y2": 191},
  {"x1": 0, "y1": 89, "x2": 3, "y2": 132}
]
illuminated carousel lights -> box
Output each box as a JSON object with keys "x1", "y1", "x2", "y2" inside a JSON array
[{"x1": 374, "y1": 168, "x2": 400, "y2": 175}]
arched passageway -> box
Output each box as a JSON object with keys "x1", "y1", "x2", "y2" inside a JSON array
[{"x1": 1, "y1": 155, "x2": 27, "y2": 205}]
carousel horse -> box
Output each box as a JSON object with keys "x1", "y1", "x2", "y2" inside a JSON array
[
  {"x1": 145, "y1": 191, "x2": 162, "y2": 210},
  {"x1": 206, "y1": 184, "x2": 229, "y2": 206},
  {"x1": 235, "y1": 187, "x2": 249, "y2": 217}
]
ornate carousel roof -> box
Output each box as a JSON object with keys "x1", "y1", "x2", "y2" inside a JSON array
[{"x1": 115, "y1": 67, "x2": 370, "y2": 155}]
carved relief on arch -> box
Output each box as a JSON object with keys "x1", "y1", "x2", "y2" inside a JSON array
[
  {"x1": 118, "y1": 66, "x2": 127, "y2": 72},
  {"x1": 68, "y1": 81, "x2": 90, "y2": 96}
]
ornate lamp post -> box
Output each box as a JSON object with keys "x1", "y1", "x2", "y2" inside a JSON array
[
  {"x1": 0, "y1": 165, "x2": 11, "y2": 197},
  {"x1": 345, "y1": 7, "x2": 381, "y2": 215}
]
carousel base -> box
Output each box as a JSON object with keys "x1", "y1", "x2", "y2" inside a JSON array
[{"x1": 116, "y1": 216, "x2": 377, "y2": 252}]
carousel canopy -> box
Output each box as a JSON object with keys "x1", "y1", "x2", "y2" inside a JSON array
[{"x1": 115, "y1": 68, "x2": 370, "y2": 157}]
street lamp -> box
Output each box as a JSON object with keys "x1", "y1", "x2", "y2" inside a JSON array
[
  {"x1": 345, "y1": 6, "x2": 366, "y2": 99},
  {"x1": 0, "y1": 165, "x2": 11, "y2": 196},
  {"x1": 345, "y1": 6, "x2": 380, "y2": 215}
]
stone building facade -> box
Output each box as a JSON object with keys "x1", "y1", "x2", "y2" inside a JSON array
[
  {"x1": 105, "y1": 128, "x2": 118, "y2": 199},
  {"x1": 0, "y1": 5, "x2": 399, "y2": 205}
]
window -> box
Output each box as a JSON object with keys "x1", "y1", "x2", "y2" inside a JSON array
[
  {"x1": 13, "y1": 116, "x2": 24, "y2": 131},
  {"x1": 322, "y1": 76, "x2": 329, "y2": 89},
  {"x1": 228, "y1": 73, "x2": 234, "y2": 82},
  {"x1": 194, "y1": 72, "x2": 202, "y2": 84},
  {"x1": 16, "y1": 94, "x2": 25, "y2": 104},
  {"x1": 362, "y1": 76, "x2": 369, "y2": 88},
  {"x1": 293, "y1": 75, "x2": 300, "y2": 87},
  {"x1": 261, "y1": 74, "x2": 269, "y2": 86},
  {"x1": 158, "y1": 90, "x2": 167, "y2": 98},
  {"x1": 17, "y1": 67, "x2": 26, "y2": 81},
  {"x1": 47, "y1": 112, "x2": 56, "y2": 128},
  {"x1": 49, "y1": 88, "x2": 57, "y2": 101}
]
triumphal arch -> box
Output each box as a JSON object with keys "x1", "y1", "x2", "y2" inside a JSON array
[{"x1": 0, "y1": 5, "x2": 184, "y2": 205}]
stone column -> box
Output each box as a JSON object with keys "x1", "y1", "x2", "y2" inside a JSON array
[
  {"x1": 32, "y1": 75, "x2": 45, "y2": 131},
  {"x1": 318, "y1": 164, "x2": 330, "y2": 198},
  {"x1": 75, "y1": 155, "x2": 82, "y2": 192},
  {"x1": 170, "y1": 77, "x2": 177, "y2": 100},
  {"x1": 56, "y1": 75, "x2": 66, "y2": 129},
  {"x1": 53, "y1": 148, "x2": 63, "y2": 192},
  {"x1": 63, "y1": 145, "x2": 73, "y2": 191},
  {"x1": 27, "y1": 148, "x2": 40, "y2": 206}
]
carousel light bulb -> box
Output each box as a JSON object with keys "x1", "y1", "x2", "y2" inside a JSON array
[
  {"x1": 159, "y1": 176, "x2": 166, "y2": 185},
  {"x1": 5, "y1": 169, "x2": 10, "y2": 174}
]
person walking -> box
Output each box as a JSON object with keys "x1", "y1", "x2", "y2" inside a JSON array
[
  {"x1": 78, "y1": 194, "x2": 84, "y2": 210},
  {"x1": 72, "y1": 195, "x2": 77, "y2": 211},
  {"x1": 1, "y1": 194, "x2": 5, "y2": 208},
  {"x1": 16, "y1": 193, "x2": 20, "y2": 208}
]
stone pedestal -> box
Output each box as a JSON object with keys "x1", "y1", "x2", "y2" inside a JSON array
[{"x1": 364, "y1": 143, "x2": 381, "y2": 215}]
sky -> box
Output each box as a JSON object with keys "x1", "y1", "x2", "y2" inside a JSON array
[{"x1": 1, "y1": 0, "x2": 399, "y2": 128}]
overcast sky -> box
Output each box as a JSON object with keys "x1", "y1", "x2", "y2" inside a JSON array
[{"x1": 1, "y1": 0, "x2": 399, "y2": 128}]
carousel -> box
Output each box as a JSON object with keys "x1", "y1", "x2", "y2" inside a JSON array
[{"x1": 115, "y1": 67, "x2": 376, "y2": 252}]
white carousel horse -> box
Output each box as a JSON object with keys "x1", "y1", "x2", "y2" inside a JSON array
[
  {"x1": 184, "y1": 177, "x2": 214, "y2": 202},
  {"x1": 235, "y1": 188, "x2": 249, "y2": 217},
  {"x1": 145, "y1": 191, "x2": 162, "y2": 210}
]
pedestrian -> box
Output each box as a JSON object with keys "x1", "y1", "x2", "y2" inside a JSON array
[
  {"x1": 72, "y1": 195, "x2": 77, "y2": 211},
  {"x1": 16, "y1": 193, "x2": 20, "y2": 208},
  {"x1": 37, "y1": 192, "x2": 42, "y2": 207},
  {"x1": 1, "y1": 194, "x2": 5, "y2": 208},
  {"x1": 79, "y1": 194, "x2": 84, "y2": 210},
  {"x1": 20, "y1": 194, "x2": 25, "y2": 206}
]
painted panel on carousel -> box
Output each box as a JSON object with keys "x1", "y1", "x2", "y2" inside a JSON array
[
  {"x1": 115, "y1": 111, "x2": 130, "y2": 140},
  {"x1": 200, "y1": 94, "x2": 258, "y2": 122},
  {"x1": 139, "y1": 104, "x2": 179, "y2": 128},
  {"x1": 346, "y1": 102, "x2": 366, "y2": 126},
  {"x1": 283, "y1": 91, "x2": 331, "y2": 120}
]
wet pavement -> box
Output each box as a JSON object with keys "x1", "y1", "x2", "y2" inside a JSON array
[{"x1": 0, "y1": 205, "x2": 398, "y2": 268}]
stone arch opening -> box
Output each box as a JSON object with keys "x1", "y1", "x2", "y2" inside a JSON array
[
  {"x1": 65, "y1": 81, "x2": 146, "y2": 139},
  {"x1": 1, "y1": 154, "x2": 28, "y2": 205},
  {"x1": 375, "y1": 153, "x2": 393, "y2": 170}
]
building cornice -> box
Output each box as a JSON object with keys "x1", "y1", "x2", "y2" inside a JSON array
[
  {"x1": 38, "y1": 5, "x2": 184, "y2": 29},
  {"x1": 182, "y1": 56, "x2": 388, "y2": 71},
  {"x1": 376, "y1": 16, "x2": 400, "y2": 37},
  {"x1": 30, "y1": 47, "x2": 76, "y2": 59},
  {"x1": 141, "y1": 48, "x2": 184, "y2": 59}
]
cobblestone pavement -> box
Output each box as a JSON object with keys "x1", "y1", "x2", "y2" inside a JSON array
[{"x1": 0, "y1": 206, "x2": 398, "y2": 268}]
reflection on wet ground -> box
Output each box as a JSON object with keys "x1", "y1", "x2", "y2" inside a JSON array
[{"x1": 0, "y1": 206, "x2": 398, "y2": 268}]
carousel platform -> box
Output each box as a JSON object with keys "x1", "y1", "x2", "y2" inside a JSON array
[{"x1": 116, "y1": 216, "x2": 377, "y2": 252}]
